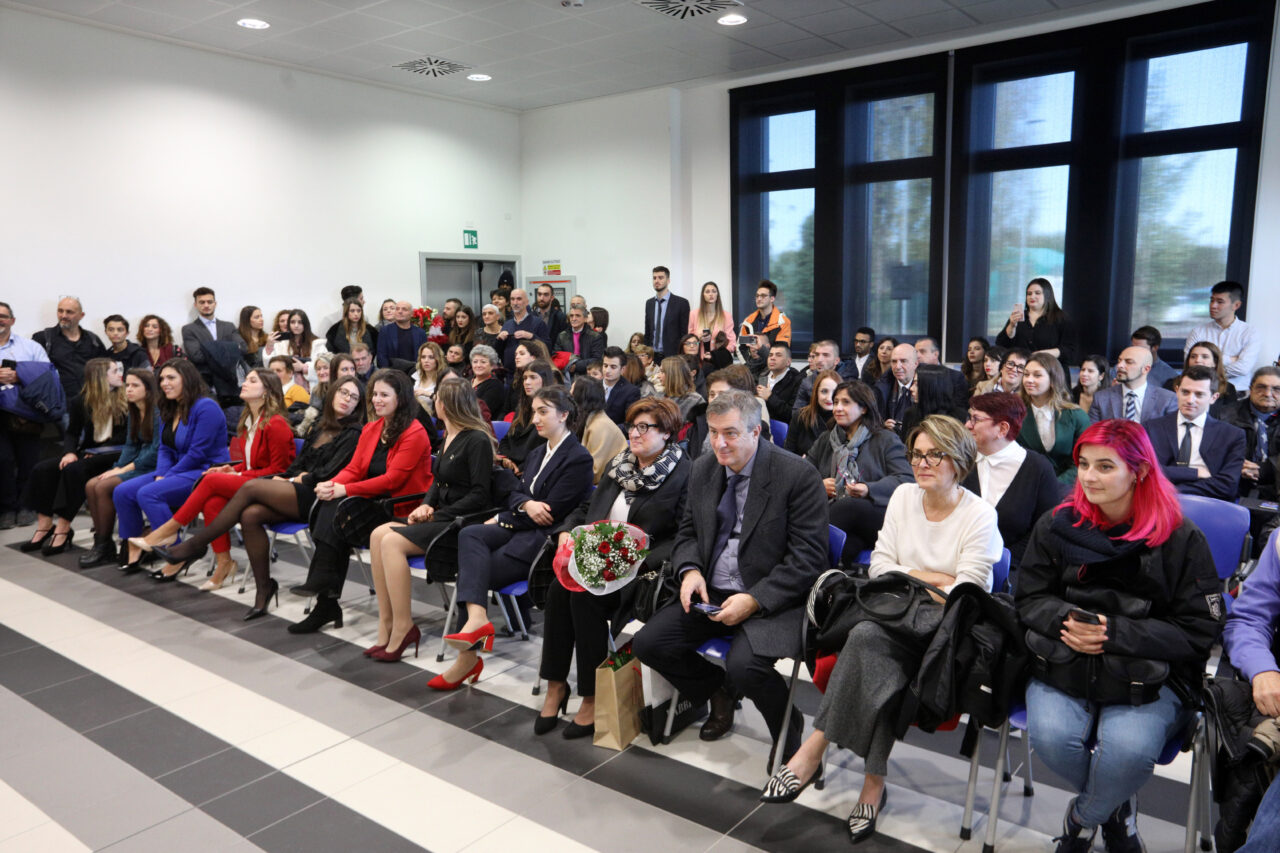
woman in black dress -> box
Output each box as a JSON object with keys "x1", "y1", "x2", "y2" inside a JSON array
[
  {"x1": 996, "y1": 277, "x2": 1076, "y2": 366},
  {"x1": 365, "y1": 377, "x2": 497, "y2": 662},
  {"x1": 469, "y1": 344, "x2": 506, "y2": 420}
]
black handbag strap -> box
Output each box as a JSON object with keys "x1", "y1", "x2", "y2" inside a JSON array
[{"x1": 854, "y1": 572, "x2": 948, "y2": 619}]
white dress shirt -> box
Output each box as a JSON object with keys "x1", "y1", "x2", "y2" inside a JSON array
[
  {"x1": 202, "y1": 316, "x2": 218, "y2": 337},
  {"x1": 1123, "y1": 381, "x2": 1148, "y2": 419},
  {"x1": 1032, "y1": 403, "x2": 1056, "y2": 450},
  {"x1": 1177, "y1": 411, "x2": 1210, "y2": 477},
  {"x1": 976, "y1": 441, "x2": 1028, "y2": 508},
  {"x1": 1184, "y1": 316, "x2": 1259, "y2": 393},
  {"x1": 530, "y1": 432, "x2": 566, "y2": 491}
]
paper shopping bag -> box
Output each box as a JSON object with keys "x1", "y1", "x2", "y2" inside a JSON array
[{"x1": 593, "y1": 643, "x2": 644, "y2": 751}]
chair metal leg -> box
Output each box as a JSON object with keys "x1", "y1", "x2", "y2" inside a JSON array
[
  {"x1": 437, "y1": 584, "x2": 458, "y2": 662},
  {"x1": 353, "y1": 548, "x2": 374, "y2": 595},
  {"x1": 960, "y1": 725, "x2": 984, "y2": 841},
  {"x1": 1022, "y1": 729, "x2": 1035, "y2": 796},
  {"x1": 769, "y1": 655, "x2": 803, "y2": 776},
  {"x1": 662, "y1": 689, "x2": 678, "y2": 743},
  {"x1": 507, "y1": 594, "x2": 529, "y2": 641},
  {"x1": 493, "y1": 593, "x2": 516, "y2": 638},
  {"x1": 984, "y1": 720, "x2": 1012, "y2": 853}
]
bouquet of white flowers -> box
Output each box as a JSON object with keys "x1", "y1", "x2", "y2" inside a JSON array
[{"x1": 568, "y1": 521, "x2": 650, "y2": 595}]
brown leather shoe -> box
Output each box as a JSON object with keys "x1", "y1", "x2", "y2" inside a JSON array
[{"x1": 700, "y1": 686, "x2": 736, "y2": 741}]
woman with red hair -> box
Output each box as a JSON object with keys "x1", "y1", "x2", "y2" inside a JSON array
[{"x1": 1016, "y1": 420, "x2": 1223, "y2": 853}]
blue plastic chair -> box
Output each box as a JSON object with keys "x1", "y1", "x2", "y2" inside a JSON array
[
  {"x1": 1178, "y1": 493, "x2": 1251, "y2": 586},
  {"x1": 491, "y1": 420, "x2": 510, "y2": 441},
  {"x1": 770, "y1": 419, "x2": 789, "y2": 448}
]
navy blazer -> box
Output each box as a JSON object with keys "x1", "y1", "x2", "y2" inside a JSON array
[
  {"x1": 496, "y1": 433, "x2": 594, "y2": 561},
  {"x1": 1146, "y1": 413, "x2": 1247, "y2": 501},
  {"x1": 603, "y1": 378, "x2": 642, "y2": 425},
  {"x1": 644, "y1": 293, "x2": 691, "y2": 358}
]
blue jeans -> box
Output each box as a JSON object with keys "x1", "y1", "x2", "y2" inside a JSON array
[
  {"x1": 1025, "y1": 677, "x2": 1189, "y2": 827},
  {"x1": 1238, "y1": 772, "x2": 1280, "y2": 852}
]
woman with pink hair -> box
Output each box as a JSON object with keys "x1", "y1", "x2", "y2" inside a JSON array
[{"x1": 1016, "y1": 419, "x2": 1224, "y2": 853}]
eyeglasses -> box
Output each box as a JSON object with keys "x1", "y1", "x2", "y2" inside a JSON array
[
  {"x1": 1003, "y1": 363, "x2": 1027, "y2": 374},
  {"x1": 626, "y1": 422, "x2": 657, "y2": 435},
  {"x1": 907, "y1": 450, "x2": 949, "y2": 467},
  {"x1": 336, "y1": 389, "x2": 360, "y2": 401},
  {"x1": 965, "y1": 413, "x2": 994, "y2": 425}
]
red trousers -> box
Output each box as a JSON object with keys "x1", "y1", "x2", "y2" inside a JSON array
[{"x1": 171, "y1": 472, "x2": 253, "y2": 554}]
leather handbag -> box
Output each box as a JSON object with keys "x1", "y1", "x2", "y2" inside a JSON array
[
  {"x1": 332, "y1": 496, "x2": 394, "y2": 549},
  {"x1": 628, "y1": 560, "x2": 678, "y2": 624},
  {"x1": 1024, "y1": 630, "x2": 1170, "y2": 706},
  {"x1": 813, "y1": 571, "x2": 948, "y2": 654}
]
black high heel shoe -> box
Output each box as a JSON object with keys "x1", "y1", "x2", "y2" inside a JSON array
[
  {"x1": 534, "y1": 692, "x2": 570, "y2": 735},
  {"x1": 20, "y1": 527, "x2": 53, "y2": 552},
  {"x1": 287, "y1": 596, "x2": 342, "y2": 634},
  {"x1": 243, "y1": 579, "x2": 279, "y2": 621},
  {"x1": 562, "y1": 718, "x2": 594, "y2": 740},
  {"x1": 40, "y1": 528, "x2": 74, "y2": 556},
  {"x1": 151, "y1": 543, "x2": 207, "y2": 581}
]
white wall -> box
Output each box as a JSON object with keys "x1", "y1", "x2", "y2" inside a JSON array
[
  {"x1": 1245, "y1": 8, "x2": 1280, "y2": 369},
  {"x1": 0, "y1": 7, "x2": 520, "y2": 340}
]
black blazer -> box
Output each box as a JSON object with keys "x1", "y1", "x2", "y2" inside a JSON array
[
  {"x1": 917, "y1": 363, "x2": 970, "y2": 414},
  {"x1": 961, "y1": 449, "x2": 1061, "y2": 569},
  {"x1": 557, "y1": 453, "x2": 692, "y2": 568},
  {"x1": 1145, "y1": 413, "x2": 1247, "y2": 501},
  {"x1": 473, "y1": 377, "x2": 507, "y2": 421},
  {"x1": 757, "y1": 366, "x2": 803, "y2": 423},
  {"x1": 496, "y1": 433, "x2": 595, "y2": 561},
  {"x1": 554, "y1": 328, "x2": 605, "y2": 374},
  {"x1": 424, "y1": 428, "x2": 495, "y2": 521},
  {"x1": 644, "y1": 293, "x2": 691, "y2": 358},
  {"x1": 996, "y1": 313, "x2": 1076, "y2": 366},
  {"x1": 285, "y1": 421, "x2": 362, "y2": 487},
  {"x1": 603, "y1": 379, "x2": 642, "y2": 425},
  {"x1": 325, "y1": 323, "x2": 378, "y2": 356}
]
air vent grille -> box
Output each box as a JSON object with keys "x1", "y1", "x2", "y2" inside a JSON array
[
  {"x1": 636, "y1": 0, "x2": 743, "y2": 20},
  {"x1": 394, "y1": 57, "x2": 471, "y2": 77}
]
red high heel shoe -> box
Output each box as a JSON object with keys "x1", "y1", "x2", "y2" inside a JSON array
[
  {"x1": 427, "y1": 659, "x2": 483, "y2": 691},
  {"x1": 443, "y1": 622, "x2": 495, "y2": 653},
  {"x1": 371, "y1": 625, "x2": 421, "y2": 662}
]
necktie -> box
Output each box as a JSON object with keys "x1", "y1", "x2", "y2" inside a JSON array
[
  {"x1": 1177, "y1": 422, "x2": 1193, "y2": 465},
  {"x1": 711, "y1": 474, "x2": 743, "y2": 569},
  {"x1": 1256, "y1": 416, "x2": 1269, "y2": 462},
  {"x1": 1124, "y1": 391, "x2": 1138, "y2": 422},
  {"x1": 572, "y1": 331, "x2": 580, "y2": 356},
  {"x1": 654, "y1": 299, "x2": 665, "y2": 352}
]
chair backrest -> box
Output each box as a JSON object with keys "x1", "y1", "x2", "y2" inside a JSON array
[
  {"x1": 293, "y1": 438, "x2": 304, "y2": 454},
  {"x1": 770, "y1": 419, "x2": 789, "y2": 448},
  {"x1": 491, "y1": 420, "x2": 510, "y2": 441},
  {"x1": 992, "y1": 548, "x2": 1011, "y2": 594},
  {"x1": 1179, "y1": 494, "x2": 1251, "y2": 580},
  {"x1": 827, "y1": 525, "x2": 846, "y2": 567}
]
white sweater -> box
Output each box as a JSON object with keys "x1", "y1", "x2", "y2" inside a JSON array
[{"x1": 868, "y1": 483, "x2": 1003, "y2": 593}]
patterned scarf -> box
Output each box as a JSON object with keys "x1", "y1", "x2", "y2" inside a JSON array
[
  {"x1": 606, "y1": 443, "x2": 684, "y2": 504},
  {"x1": 828, "y1": 423, "x2": 871, "y2": 494}
]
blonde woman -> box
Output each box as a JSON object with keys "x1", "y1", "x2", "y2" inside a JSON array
[
  {"x1": 656, "y1": 356, "x2": 704, "y2": 421},
  {"x1": 414, "y1": 341, "x2": 448, "y2": 416},
  {"x1": 688, "y1": 281, "x2": 737, "y2": 360}
]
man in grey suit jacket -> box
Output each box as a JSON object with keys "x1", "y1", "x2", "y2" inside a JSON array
[
  {"x1": 633, "y1": 391, "x2": 828, "y2": 760},
  {"x1": 1089, "y1": 346, "x2": 1177, "y2": 423},
  {"x1": 181, "y1": 287, "x2": 240, "y2": 397}
]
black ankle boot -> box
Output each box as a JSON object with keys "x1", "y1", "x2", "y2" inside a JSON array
[
  {"x1": 78, "y1": 537, "x2": 117, "y2": 569},
  {"x1": 287, "y1": 596, "x2": 343, "y2": 634}
]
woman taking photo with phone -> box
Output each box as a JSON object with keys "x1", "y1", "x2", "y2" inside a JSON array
[
  {"x1": 1016, "y1": 419, "x2": 1221, "y2": 852},
  {"x1": 996, "y1": 278, "x2": 1076, "y2": 367},
  {"x1": 688, "y1": 281, "x2": 736, "y2": 363}
]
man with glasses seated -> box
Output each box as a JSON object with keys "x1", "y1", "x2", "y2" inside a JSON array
[
  {"x1": 633, "y1": 390, "x2": 827, "y2": 755},
  {"x1": 1088, "y1": 346, "x2": 1176, "y2": 424}
]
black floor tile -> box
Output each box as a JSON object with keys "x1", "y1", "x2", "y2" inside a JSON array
[
  {"x1": 730, "y1": 802, "x2": 918, "y2": 852},
  {"x1": 585, "y1": 745, "x2": 761, "y2": 833},
  {"x1": 24, "y1": 672, "x2": 154, "y2": 732},
  {"x1": 248, "y1": 797, "x2": 425, "y2": 853},
  {"x1": 0, "y1": 623, "x2": 38, "y2": 657},
  {"x1": 463, "y1": 704, "x2": 613, "y2": 776},
  {"x1": 0, "y1": 644, "x2": 93, "y2": 695},
  {"x1": 202, "y1": 771, "x2": 326, "y2": 835},
  {"x1": 83, "y1": 706, "x2": 232, "y2": 778},
  {"x1": 373, "y1": 672, "x2": 437, "y2": 709},
  {"x1": 296, "y1": 647, "x2": 422, "y2": 692},
  {"x1": 155, "y1": 747, "x2": 277, "y2": 806}
]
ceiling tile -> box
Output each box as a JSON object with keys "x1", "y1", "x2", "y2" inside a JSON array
[
  {"x1": 793, "y1": 7, "x2": 879, "y2": 35},
  {"x1": 120, "y1": 0, "x2": 233, "y2": 23},
  {"x1": 469, "y1": 0, "x2": 567, "y2": 30},
  {"x1": 273, "y1": 24, "x2": 364, "y2": 51},
  {"x1": 826, "y1": 23, "x2": 909, "y2": 49},
  {"x1": 323, "y1": 11, "x2": 412, "y2": 39},
  {"x1": 422, "y1": 0, "x2": 509, "y2": 12},
  {"x1": 726, "y1": 21, "x2": 818, "y2": 48},
  {"x1": 725, "y1": 47, "x2": 787, "y2": 71},
  {"x1": 752, "y1": 0, "x2": 849, "y2": 15},
  {"x1": 858, "y1": 0, "x2": 951, "y2": 23},
  {"x1": 580, "y1": 1, "x2": 671, "y2": 30},
  {"x1": 307, "y1": 52, "x2": 384, "y2": 73},
  {"x1": 335, "y1": 40, "x2": 423, "y2": 63},
  {"x1": 168, "y1": 21, "x2": 274, "y2": 50},
  {"x1": 89, "y1": 4, "x2": 190, "y2": 34},
  {"x1": 963, "y1": 0, "x2": 1054, "y2": 23},
  {"x1": 9, "y1": 0, "x2": 113, "y2": 14},
  {"x1": 894, "y1": 7, "x2": 976, "y2": 35},
  {"x1": 361, "y1": 0, "x2": 459, "y2": 27},
  {"x1": 376, "y1": 29, "x2": 467, "y2": 54},
  {"x1": 481, "y1": 54, "x2": 559, "y2": 77},
  {"x1": 523, "y1": 15, "x2": 615, "y2": 44},
  {"x1": 426, "y1": 13, "x2": 516, "y2": 41},
  {"x1": 769, "y1": 35, "x2": 848, "y2": 61},
  {"x1": 477, "y1": 30, "x2": 560, "y2": 55},
  {"x1": 442, "y1": 41, "x2": 510, "y2": 66},
  {"x1": 235, "y1": 0, "x2": 351, "y2": 26},
  {"x1": 240, "y1": 40, "x2": 330, "y2": 63}
]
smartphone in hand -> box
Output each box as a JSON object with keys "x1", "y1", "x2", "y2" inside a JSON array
[
  {"x1": 693, "y1": 602, "x2": 722, "y2": 616},
  {"x1": 1068, "y1": 608, "x2": 1101, "y2": 625}
]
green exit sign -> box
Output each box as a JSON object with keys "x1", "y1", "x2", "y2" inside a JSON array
[{"x1": 463, "y1": 229, "x2": 478, "y2": 249}]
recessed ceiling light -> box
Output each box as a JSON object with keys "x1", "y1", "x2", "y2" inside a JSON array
[
  {"x1": 467, "y1": 73, "x2": 492, "y2": 82},
  {"x1": 237, "y1": 18, "x2": 270, "y2": 29},
  {"x1": 717, "y1": 13, "x2": 748, "y2": 25}
]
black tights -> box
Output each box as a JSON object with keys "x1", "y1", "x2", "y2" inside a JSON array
[
  {"x1": 85, "y1": 475, "x2": 123, "y2": 542},
  {"x1": 167, "y1": 478, "x2": 302, "y2": 608}
]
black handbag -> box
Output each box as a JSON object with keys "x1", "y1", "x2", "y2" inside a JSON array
[
  {"x1": 1024, "y1": 630, "x2": 1170, "y2": 706},
  {"x1": 526, "y1": 536, "x2": 556, "y2": 611},
  {"x1": 628, "y1": 560, "x2": 678, "y2": 623},
  {"x1": 332, "y1": 496, "x2": 394, "y2": 549},
  {"x1": 813, "y1": 571, "x2": 948, "y2": 653}
]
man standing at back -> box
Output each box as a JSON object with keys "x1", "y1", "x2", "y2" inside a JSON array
[
  {"x1": 1088, "y1": 346, "x2": 1177, "y2": 423},
  {"x1": 498, "y1": 288, "x2": 550, "y2": 374},
  {"x1": 645, "y1": 266, "x2": 690, "y2": 361},
  {"x1": 738, "y1": 280, "x2": 792, "y2": 372},
  {"x1": 633, "y1": 390, "x2": 826, "y2": 759},
  {"x1": 33, "y1": 296, "x2": 106, "y2": 399},
  {"x1": 180, "y1": 287, "x2": 237, "y2": 387},
  {"x1": 555, "y1": 305, "x2": 603, "y2": 377},
  {"x1": 1184, "y1": 280, "x2": 1259, "y2": 396},
  {"x1": 376, "y1": 300, "x2": 427, "y2": 369},
  {"x1": 533, "y1": 284, "x2": 567, "y2": 345}
]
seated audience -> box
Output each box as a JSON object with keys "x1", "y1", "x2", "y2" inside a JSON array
[
  {"x1": 996, "y1": 277, "x2": 1076, "y2": 365},
  {"x1": 847, "y1": 327, "x2": 877, "y2": 380},
  {"x1": 685, "y1": 365, "x2": 770, "y2": 457},
  {"x1": 505, "y1": 339, "x2": 555, "y2": 414},
  {"x1": 103, "y1": 315, "x2": 149, "y2": 370},
  {"x1": 737, "y1": 279, "x2": 792, "y2": 372},
  {"x1": 1016, "y1": 419, "x2": 1221, "y2": 853},
  {"x1": 873, "y1": 343, "x2": 962, "y2": 439},
  {"x1": 1184, "y1": 340, "x2": 1235, "y2": 414},
  {"x1": 377, "y1": 298, "x2": 397, "y2": 327},
  {"x1": 1219, "y1": 367, "x2": 1280, "y2": 497},
  {"x1": 532, "y1": 285, "x2": 567, "y2": 345},
  {"x1": 413, "y1": 342, "x2": 449, "y2": 418},
  {"x1": 635, "y1": 390, "x2": 826, "y2": 756},
  {"x1": 377, "y1": 301, "x2": 428, "y2": 369},
  {"x1": 624, "y1": 352, "x2": 655, "y2": 397},
  {"x1": 914, "y1": 336, "x2": 969, "y2": 413},
  {"x1": 350, "y1": 342, "x2": 376, "y2": 383},
  {"x1": 806, "y1": 380, "x2": 912, "y2": 567},
  {"x1": 762, "y1": 415, "x2": 1000, "y2": 841},
  {"x1": 569, "y1": 377, "x2": 627, "y2": 484},
  {"x1": 1089, "y1": 346, "x2": 1176, "y2": 423},
  {"x1": 436, "y1": 387, "x2": 593, "y2": 689},
  {"x1": 635, "y1": 345, "x2": 659, "y2": 384},
  {"x1": 366, "y1": 378, "x2": 497, "y2": 663},
  {"x1": 1183, "y1": 280, "x2": 1259, "y2": 396},
  {"x1": 499, "y1": 360, "x2": 556, "y2": 473},
  {"x1": 35, "y1": 296, "x2": 107, "y2": 399},
  {"x1": 537, "y1": 397, "x2": 692, "y2": 736},
  {"x1": 115, "y1": 358, "x2": 230, "y2": 569},
  {"x1": 1070, "y1": 354, "x2": 1109, "y2": 413},
  {"x1": 972, "y1": 345, "x2": 1007, "y2": 395},
  {"x1": 963, "y1": 336, "x2": 990, "y2": 389},
  {"x1": 322, "y1": 286, "x2": 365, "y2": 351},
  {"x1": 20, "y1": 358, "x2": 127, "y2": 555},
  {"x1": 601, "y1": 347, "x2": 641, "y2": 425},
  {"x1": 654, "y1": 356, "x2": 703, "y2": 420},
  {"x1": 756, "y1": 342, "x2": 802, "y2": 424},
  {"x1": 677, "y1": 333, "x2": 709, "y2": 397},
  {"x1": 276, "y1": 370, "x2": 432, "y2": 633},
  {"x1": 469, "y1": 344, "x2": 506, "y2": 420},
  {"x1": 445, "y1": 344, "x2": 468, "y2": 376},
  {"x1": 589, "y1": 306, "x2": 609, "y2": 348},
  {"x1": 626, "y1": 332, "x2": 645, "y2": 355},
  {"x1": 860, "y1": 337, "x2": 897, "y2": 386},
  {"x1": 1130, "y1": 325, "x2": 1178, "y2": 390},
  {"x1": 266, "y1": 309, "x2": 292, "y2": 355},
  {"x1": 270, "y1": 355, "x2": 310, "y2": 408},
  {"x1": 309, "y1": 354, "x2": 332, "y2": 398},
  {"x1": 133, "y1": 368, "x2": 295, "y2": 586},
  {"x1": 276, "y1": 309, "x2": 327, "y2": 387},
  {"x1": 786, "y1": 369, "x2": 840, "y2": 457},
  {"x1": 79, "y1": 368, "x2": 162, "y2": 568},
  {"x1": 138, "y1": 314, "x2": 182, "y2": 370},
  {"x1": 474, "y1": 304, "x2": 505, "y2": 359},
  {"x1": 1018, "y1": 352, "x2": 1091, "y2": 485},
  {"x1": 490, "y1": 289, "x2": 512, "y2": 322},
  {"x1": 793, "y1": 339, "x2": 844, "y2": 417},
  {"x1": 555, "y1": 304, "x2": 603, "y2": 377},
  {"x1": 448, "y1": 304, "x2": 476, "y2": 358},
  {"x1": 498, "y1": 289, "x2": 551, "y2": 374},
  {"x1": 962, "y1": 392, "x2": 1060, "y2": 569},
  {"x1": 327, "y1": 296, "x2": 378, "y2": 357},
  {"x1": 155, "y1": 377, "x2": 365, "y2": 618},
  {"x1": 1145, "y1": 365, "x2": 1246, "y2": 501}
]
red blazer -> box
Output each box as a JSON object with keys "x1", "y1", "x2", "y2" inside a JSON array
[
  {"x1": 334, "y1": 418, "x2": 433, "y2": 516},
  {"x1": 229, "y1": 414, "x2": 296, "y2": 479}
]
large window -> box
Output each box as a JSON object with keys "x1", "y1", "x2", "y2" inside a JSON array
[{"x1": 731, "y1": 1, "x2": 1272, "y2": 360}]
